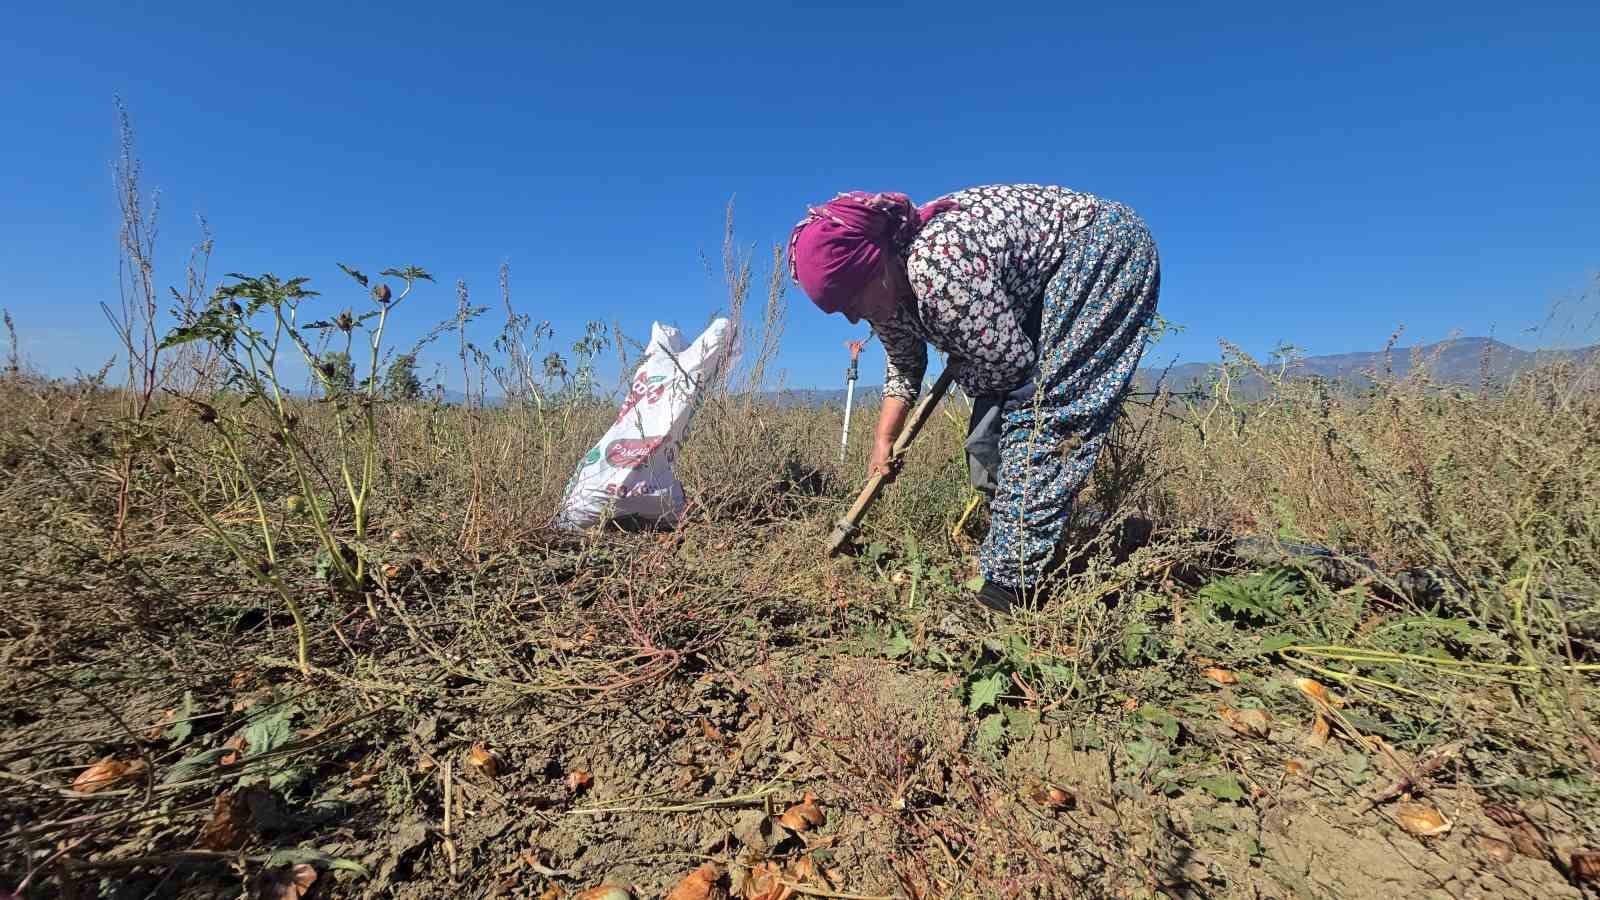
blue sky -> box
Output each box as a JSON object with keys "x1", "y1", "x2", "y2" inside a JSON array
[{"x1": 3, "y1": 1, "x2": 1596, "y2": 390}]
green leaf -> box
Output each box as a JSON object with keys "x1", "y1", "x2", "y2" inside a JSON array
[
  {"x1": 966, "y1": 671, "x2": 1007, "y2": 713},
  {"x1": 1121, "y1": 623, "x2": 1151, "y2": 663},
  {"x1": 1003, "y1": 706, "x2": 1039, "y2": 740},
  {"x1": 1136, "y1": 704, "x2": 1180, "y2": 740},
  {"x1": 1342, "y1": 749, "x2": 1370, "y2": 780},
  {"x1": 962, "y1": 575, "x2": 986, "y2": 592},
  {"x1": 975, "y1": 713, "x2": 1007, "y2": 752},
  {"x1": 1001, "y1": 634, "x2": 1032, "y2": 662},
  {"x1": 162, "y1": 747, "x2": 234, "y2": 785},
  {"x1": 158, "y1": 326, "x2": 207, "y2": 350},
  {"x1": 1152, "y1": 769, "x2": 1184, "y2": 796},
  {"x1": 379, "y1": 266, "x2": 434, "y2": 283},
  {"x1": 268, "y1": 764, "x2": 309, "y2": 791},
  {"x1": 1259, "y1": 633, "x2": 1297, "y2": 652},
  {"x1": 1123, "y1": 737, "x2": 1168, "y2": 769},
  {"x1": 1192, "y1": 773, "x2": 1246, "y2": 802},
  {"x1": 165, "y1": 690, "x2": 197, "y2": 744},
  {"x1": 1038, "y1": 662, "x2": 1077, "y2": 689},
  {"x1": 902, "y1": 530, "x2": 921, "y2": 566},
  {"x1": 1199, "y1": 569, "x2": 1299, "y2": 624},
  {"x1": 242, "y1": 703, "x2": 300, "y2": 756},
  {"x1": 882, "y1": 629, "x2": 913, "y2": 660},
  {"x1": 337, "y1": 263, "x2": 369, "y2": 287},
  {"x1": 1337, "y1": 710, "x2": 1400, "y2": 738},
  {"x1": 263, "y1": 846, "x2": 371, "y2": 877}
]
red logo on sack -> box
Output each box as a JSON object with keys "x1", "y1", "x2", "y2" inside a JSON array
[
  {"x1": 615, "y1": 374, "x2": 670, "y2": 424},
  {"x1": 605, "y1": 436, "x2": 664, "y2": 468}
]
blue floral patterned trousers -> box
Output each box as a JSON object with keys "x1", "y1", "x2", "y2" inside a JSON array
[{"x1": 980, "y1": 201, "x2": 1160, "y2": 588}]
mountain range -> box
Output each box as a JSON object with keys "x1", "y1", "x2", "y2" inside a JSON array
[{"x1": 763, "y1": 337, "x2": 1598, "y2": 406}]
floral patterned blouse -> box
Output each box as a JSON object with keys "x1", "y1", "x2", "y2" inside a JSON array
[{"x1": 872, "y1": 184, "x2": 1098, "y2": 403}]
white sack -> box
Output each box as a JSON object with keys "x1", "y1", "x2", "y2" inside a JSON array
[{"x1": 556, "y1": 318, "x2": 733, "y2": 530}]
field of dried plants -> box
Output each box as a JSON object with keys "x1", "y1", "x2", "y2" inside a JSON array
[{"x1": 1, "y1": 124, "x2": 1598, "y2": 899}]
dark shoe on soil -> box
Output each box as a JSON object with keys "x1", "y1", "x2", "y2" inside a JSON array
[{"x1": 974, "y1": 579, "x2": 1023, "y2": 614}]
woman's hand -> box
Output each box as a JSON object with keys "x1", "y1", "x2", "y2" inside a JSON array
[{"x1": 868, "y1": 438, "x2": 896, "y2": 480}]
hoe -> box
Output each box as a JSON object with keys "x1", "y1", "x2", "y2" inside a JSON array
[{"x1": 825, "y1": 365, "x2": 957, "y2": 556}]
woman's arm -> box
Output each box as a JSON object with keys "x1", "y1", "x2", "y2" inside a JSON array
[
  {"x1": 868, "y1": 310, "x2": 927, "y2": 476},
  {"x1": 874, "y1": 308, "x2": 928, "y2": 405},
  {"x1": 869, "y1": 396, "x2": 909, "y2": 477}
]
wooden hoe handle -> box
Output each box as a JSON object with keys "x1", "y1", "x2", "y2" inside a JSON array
[{"x1": 825, "y1": 364, "x2": 959, "y2": 557}]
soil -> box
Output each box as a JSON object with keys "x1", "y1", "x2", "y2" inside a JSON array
[{"x1": 3, "y1": 525, "x2": 1595, "y2": 899}]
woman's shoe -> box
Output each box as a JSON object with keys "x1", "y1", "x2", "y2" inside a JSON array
[{"x1": 975, "y1": 579, "x2": 1023, "y2": 614}]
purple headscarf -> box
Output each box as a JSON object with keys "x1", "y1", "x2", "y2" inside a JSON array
[{"x1": 787, "y1": 192, "x2": 958, "y2": 315}]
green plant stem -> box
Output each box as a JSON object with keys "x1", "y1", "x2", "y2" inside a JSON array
[
  {"x1": 257, "y1": 313, "x2": 362, "y2": 589},
  {"x1": 352, "y1": 299, "x2": 394, "y2": 581},
  {"x1": 333, "y1": 329, "x2": 360, "y2": 511},
  {"x1": 1281, "y1": 655, "x2": 1440, "y2": 706},
  {"x1": 1282, "y1": 644, "x2": 1600, "y2": 674},
  {"x1": 214, "y1": 424, "x2": 276, "y2": 564},
  {"x1": 167, "y1": 448, "x2": 310, "y2": 674}
]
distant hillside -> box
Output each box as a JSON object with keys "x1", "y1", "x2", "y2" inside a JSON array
[
  {"x1": 771, "y1": 338, "x2": 1597, "y2": 406},
  {"x1": 1135, "y1": 337, "x2": 1597, "y2": 396},
  {"x1": 763, "y1": 386, "x2": 884, "y2": 408}
]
